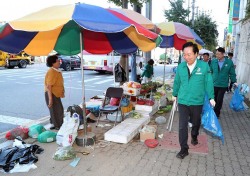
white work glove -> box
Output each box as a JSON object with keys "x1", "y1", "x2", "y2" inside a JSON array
[
  {"x1": 210, "y1": 99, "x2": 216, "y2": 107},
  {"x1": 233, "y1": 82, "x2": 238, "y2": 87},
  {"x1": 172, "y1": 96, "x2": 177, "y2": 102}
]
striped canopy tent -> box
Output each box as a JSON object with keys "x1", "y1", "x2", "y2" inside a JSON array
[
  {"x1": 157, "y1": 21, "x2": 204, "y2": 50},
  {"x1": 107, "y1": 8, "x2": 158, "y2": 31},
  {"x1": 0, "y1": 3, "x2": 162, "y2": 144},
  {"x1": 0, "y1": 3, "x2": 162, "y2": 56}
]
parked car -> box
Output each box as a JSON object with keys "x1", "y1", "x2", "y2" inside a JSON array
[{"x1": 57, "y1": 55, "x2": 81, "y2": 71}]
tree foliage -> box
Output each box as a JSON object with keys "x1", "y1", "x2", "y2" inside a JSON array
[
  {"x1": 193, "y1": 14, "x2": 218, "y2": 50},
  {"x1": 243, "y1": 0, "x2": 250, "y2": 21},
  {"x1": 164, "y1": 0, "x2": 191, "y2": 26},
  {"x1": 163, "y1": 0, "x2": 218, "y2": 50},
  {"x1": 108, "y1": 0, "x2": 149, "y2": 8}
]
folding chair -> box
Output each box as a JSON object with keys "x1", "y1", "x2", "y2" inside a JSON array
[{"x1": 96, "y1": 87, "x2": 123, "y2": 127}]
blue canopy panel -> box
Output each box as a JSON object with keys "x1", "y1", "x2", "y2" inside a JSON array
[
  {"x1": 73, "y1": 3, "x2": 130, "y2": 33},
  {"x1": 106, "y1": 32, "x2": 138, "y2": 54},
  {"x1": 189, "y1": 28, "x2": 205, "y2": 46},
  {"x1": 0, "y1": 30, "x2": 36, "y2": 54},
  {"x1": 159, "y1": 35, "x2": 174, "y2": 48}
]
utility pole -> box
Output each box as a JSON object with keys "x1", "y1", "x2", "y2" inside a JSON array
[
  {"x1": 191, "y1": 0, "x2": 195, "y2": 27},
  {"x1": 145, "y1": 0, "x2": 152, "y2": 62},
  {"x1": 188, "y1": 0, "x2": 190, "y2": 21}
]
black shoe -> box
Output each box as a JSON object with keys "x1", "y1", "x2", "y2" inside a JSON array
[
  {"x1": 191, "y1": 138, "x2": 198, "y2": 146},
  {"x1": 176, "y1": 148, "x2": 189, "y2": 159}
]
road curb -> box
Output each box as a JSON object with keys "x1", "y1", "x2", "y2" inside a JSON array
[{"x1": 0, "y1": 116, "x2": 50, "y2": 144}]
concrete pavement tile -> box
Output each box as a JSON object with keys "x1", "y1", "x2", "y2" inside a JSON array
[
  {"x1": 177, "y1": 170, "x2": 189, "y2": 176},
  {"x1": 222, "y1": 156, "x2": 232, "y2": 164},
  {"x1": 179, "y1": 162, "x2": 189, "y2": 170},
  {"x1": 197, "y1": 164, "x2": 206, "y2": 172},
  {"x1": 187, "y1": 167, "x2": 198, "y2": 176},
  {"x1": 159, "y1": 165, "x2": 170, "y2": 175},
  {"x1": 239, "y1": 159, "x2": 248, "y2": 167},
  {"x1": 242, "y1": 165, "x2": 250, "y2": 175},
  {"x1": 196, "y1": 172, "x2": 206, "y2": 176},
  {"x1": 137, "y1": 158, "x2": 148, "y2": 167},
  {"x1": 215, "y1": 165, "x2": 225, "y2": 175},
  {"x1": 214, "y1": 159, "x2": 224, "y2": 166}
]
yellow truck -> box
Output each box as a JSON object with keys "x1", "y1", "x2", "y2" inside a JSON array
[{"x1": 0, "y1": 50, "x2": 34, "y2": 69}]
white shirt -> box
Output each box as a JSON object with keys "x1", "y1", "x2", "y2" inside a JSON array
[{"x1": 187, "y1": 59, "x2": 197, "y2": 73}]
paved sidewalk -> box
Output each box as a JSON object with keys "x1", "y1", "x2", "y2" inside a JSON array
[{"x1": 1, "y1": 93, "x2": 250, "y2": 176}]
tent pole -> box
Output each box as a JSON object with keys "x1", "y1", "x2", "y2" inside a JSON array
[
  {"x1": 163, "y1": 50, "x2": 167, "y2": 85},
  {"x1": 79, "y1": 32, "x2": 96, "y2": 147},
  {"x1": 80, "y1": 32, "x2": 87, "y2": 146}
]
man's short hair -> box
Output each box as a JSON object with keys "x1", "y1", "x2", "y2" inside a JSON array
[
  {"x1": 203, "y1": 53, "x2": 209, "y2": 56},
  {"x1": 46, "y1": 55, "x2": 58, "y2": 67},
  {"x1": 228, "y1": 52, "x2": 233, "y2": 57},
  {"x1": 148, "y1": 59, "x2": 154, "y2": 65},
  {"x1": 216, "y1": 47, "x2": 225, "y2": 53},
  {"x1": 182, "y1": 42, "x2": 199, "y2": 54}
]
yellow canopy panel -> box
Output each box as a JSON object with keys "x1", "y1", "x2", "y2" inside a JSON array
[{"x1": 9, "y1": 4, "x2": 74, "y2": 31}]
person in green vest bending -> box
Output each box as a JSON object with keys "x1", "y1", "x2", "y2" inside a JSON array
[
  {"x1": 141, "y1": 59, "x2": 154, "y2": 83},
  {"x1": 210, "y1": 47, "x2": 237, "y2": 118},
  {"x1": 172, "y1": 42, "x2": 215, "y2": 159}
]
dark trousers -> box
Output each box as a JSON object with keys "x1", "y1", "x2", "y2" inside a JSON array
[
  {"x1": 45, "y1": 92, "x2": 64, "y2": 128},
  {"x1": 214, "y1": 87, "x2": 228, "y2": 117},
  {"x1": 178, "y1": 104, "x2": 203, "y2": 149}
]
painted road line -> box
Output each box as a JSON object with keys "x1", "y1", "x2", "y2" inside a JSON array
[
  {"x1": 21, "y1": 74, "x2": 45, "y2": 78},
  {"x1": 84, "y1": 77, "x2": 101, "y2": 82},
  {"x1": 65, "y1": 86, "x2": 82, "y2": 90},
  {"x1": 94, "y1": 79, "x2": 113, "y2": 84},
  {"x1": 0, "y1": 115, "x2": 34, "y2": 126},
  {"x1": 15, "y1": 82, "x2": 30, "y2": 85}
]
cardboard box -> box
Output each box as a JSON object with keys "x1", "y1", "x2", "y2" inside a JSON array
[{"x1": 140, "y1": 125, "x2": 157, "y2": 142}]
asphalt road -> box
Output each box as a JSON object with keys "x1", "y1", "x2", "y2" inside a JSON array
[{"x1": 0, "y1": 63, "x2": 176, "y2": 134}]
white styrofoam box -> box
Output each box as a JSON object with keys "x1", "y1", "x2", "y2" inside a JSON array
[
  {"x1": 104, "y1": 123, "x2": 141, "y2": 144},
  {"x1": 135, "y1": 100, "x2": 159, "y2": 112},
  {"x1": 122, "y1": 114, "x2": 150, "y2": 126},
  {"x1": 123, "y1": 87, "x2": 141, "y2": 96}
]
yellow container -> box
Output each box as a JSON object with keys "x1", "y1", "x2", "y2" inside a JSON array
[{"x1": 121, "y1": 102, "x2": 133, "y2": 113}]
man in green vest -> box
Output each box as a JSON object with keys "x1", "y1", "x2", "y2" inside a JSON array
[
  {"x1": 210, "y1": 47, "x2": 237, "y2": 118},
  {"x1": 173, "y1": 42, "x2": 215, "y2": 159}
]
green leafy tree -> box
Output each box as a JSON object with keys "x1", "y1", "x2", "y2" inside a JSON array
[
  {"x1": 164, "y1": 0, "x2": 191, "y2": 26},
  {"x1": 193, "y1": 14, "x2": 218, "y2": 50},
  {"x1": 108, "y1": 0, "x2": 149, "y2": 8},
  {"x1": 243, "y1": 0, "x2": 250, "y2": 21}
]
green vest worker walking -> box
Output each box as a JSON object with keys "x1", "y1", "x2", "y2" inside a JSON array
[
  {"x1": 172, "y1": 42, "x2": 215, "y2": 159},
  {"x1": 210, "y1": 47, "x2": 237, "y2": 118}
]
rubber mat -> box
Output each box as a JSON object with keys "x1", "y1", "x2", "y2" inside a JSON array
[{"x1": 159, "y1": 131, "x2": 209, "y2": 154}]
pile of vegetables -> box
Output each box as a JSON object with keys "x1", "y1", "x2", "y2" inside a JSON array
[
  {"x1": 157, "y1": 105, "x2": 172, "y2": 114},
  {"x1": 130, "y1": 111, "x2": 142, "y2": 119}
]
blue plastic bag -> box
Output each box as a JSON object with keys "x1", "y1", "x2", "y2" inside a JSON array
[
  {"x1": 202, "y1": 100, "x2": 224, "y2": 144},
  {"x1": 229, "y1": 87, "x2": 245, "y2": 111},
  {"x1": 202, "y1": 95, "x2": 210, "y2": 126},
  {"x1": 120, "y1": 97, "x2": 130, "y2": 107}
]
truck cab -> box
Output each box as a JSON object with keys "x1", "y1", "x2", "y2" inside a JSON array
[{"x1": 0, "y1": 50, "x2": 32, "y2": 69}]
